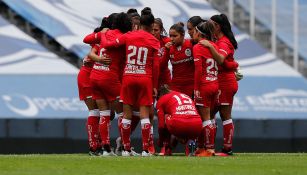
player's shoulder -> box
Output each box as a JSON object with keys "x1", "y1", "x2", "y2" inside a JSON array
[{"x1": 217, "y1": 36, "x2": 232, "y2": 48}]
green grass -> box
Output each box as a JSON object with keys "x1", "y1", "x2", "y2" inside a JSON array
[{"x1": 0, "y1": 153, "x2": 306, "y2": 175}]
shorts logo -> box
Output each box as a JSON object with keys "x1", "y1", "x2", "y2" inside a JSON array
[{"x1": 185, "y1": 49, "x2": 191, "y2": 57}]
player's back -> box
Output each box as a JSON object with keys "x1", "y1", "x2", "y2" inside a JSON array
[
  {"x1": 158, "y1": 91, "x2": 199, "y2": 117},
  {"x1": 193, "y1": 40, "x2": 218, "y2": 84},
  {"x1": 123, "y1": 30, "x2": 160, "y2": 77}
]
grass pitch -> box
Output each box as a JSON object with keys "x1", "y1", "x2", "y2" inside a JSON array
[{"x1": 0, "y1": 153, "x2": 306, "y2": 175}]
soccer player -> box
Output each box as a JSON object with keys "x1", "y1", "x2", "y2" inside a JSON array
[
  {"x1": 127, "y1": 8, "x2": 140, "y2": 31},
  {"x1": 187, "y1": 16, "x2": 206, "y2": 43},
  {"x1": 200, "y1": 14, "x2": 239, "y2": 156},
  {"x1": 156, "y1": 85, "x2": 202, "y2": 156},
  {"x1": 153, "y1": 18, "x2": 171, "y2": 87},
  {"x1": 101, "y1": 7, "x2": 160, "y2": 157},
  {"x1": 87, "y1": 12, "x2": 132, "y2": 156},
  {"x1": 78, "y1": 17, "x2": 112, "y2": 156},
  {"x1": 162, "y1": 22, "x2": 194, "y2": 97},
  {"x1": 192, "y1": 21, "x2": 219, "y2": 157}
]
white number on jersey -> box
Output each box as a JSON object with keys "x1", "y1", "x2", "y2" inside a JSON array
[
  {"x1": 127, "y1": 45, "x2": 148, "y2": 65},
  {"x1": 206, "y1": 58, "x2": 218, "y2": 76},
  {"x1": 173, "y1": 94, "x2": 193, "y2": 105}
]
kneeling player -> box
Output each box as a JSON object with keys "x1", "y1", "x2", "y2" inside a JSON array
[{"x1": 156, "y1": 85, "x2": 202, "y2": 156}]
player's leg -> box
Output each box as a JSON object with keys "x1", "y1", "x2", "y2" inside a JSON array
[
  {"x1": 84, "y1": 97, "x2": 100, "y2": 155},
  {"x1": 217, "y1": 83, "x2": 237, "y2": 156},
  {"x1": 139, "y1": 105, "x2": 152, "y2": 156}
]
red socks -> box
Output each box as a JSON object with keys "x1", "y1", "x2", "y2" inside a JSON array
[
  {"x1": 223, "y1": 119, "x2": 234, "y2": 151},
  {"x1": 141, "y1": 118, "x2": 151, "y2": 151},
  {"x1": 121, "y1": 118, "x2": 132, "y2": 151},
  {"x1": 202, "y1": 120, "x2": 215, "y2": 150},
  {"x1": 99, "y1": 110, "x2": 111, "y2": 146},
  {"x1": 86, "y1": 109, "x2": 100, "y2": 151}
]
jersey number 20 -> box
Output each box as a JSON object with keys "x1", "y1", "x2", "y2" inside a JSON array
[{"x1": 127, "y1": 45, "x2": 148, "y2": 65}]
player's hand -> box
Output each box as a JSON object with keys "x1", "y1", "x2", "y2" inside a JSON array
[
  {"x1": 235, "y1": 67, "x2": 243, "y2": 81},
  {"x1": 199, "y1": 39, "x2": 211, "y2": 47},
  {"x1": 165, "y1": 42, "x2": 172, "y2": 49},
  {"x1": 194, "y1": 90, "x2": 201, "y2": 100},
  {"x1": 99, "y1": 54, "x2": 111, "y2": 65},
  {"x1": 153, "y1": 88, "x2": 158, "y2": 98},
  {"x1": 83, "y1": 56, "x2": 91, "y2": 63}
]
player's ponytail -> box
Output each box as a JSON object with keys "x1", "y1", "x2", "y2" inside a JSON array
[
  {"x1": 140, "y1": 7, "x2": 154, "y2": 27},
  {"x1": 211, "y1": 14, "x2": 238, "y2": 49},
  {"x1": 170, "y1": 22, "x2": 185, "y2": 36}
]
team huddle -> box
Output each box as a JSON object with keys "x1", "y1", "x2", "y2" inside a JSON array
[{"x1": 77, "y1": 7, "x2": 242, "y2": 157}]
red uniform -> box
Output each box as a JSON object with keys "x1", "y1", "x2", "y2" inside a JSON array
[
  {"x1": 156, "y1": 91, "x2": 202, "y2": 141},
  {"x1": 162, "y1": 39, "x2": 194, "y2": 97},
  {"x1": 216, "y1": 36, "x2": 238, "y2": 105},
  {"x1": 77, "y1": 44, "x2": 99, "y2": 100},
  {"x1": 158, "y1": 36, "x2": 171, "y2": 87},
  {"x1": 102, "y1": 30, "x2": 160, "y2": 106},
  {"x1": 193, "y1": 39, "x2": 219, "y2": 108},
  {"x1": 90, "y1": 29, "x2": 125, "y2": 101}
]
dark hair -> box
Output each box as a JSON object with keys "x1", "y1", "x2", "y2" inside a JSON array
[
  {"x1": 113, "y1": 12, "x2": 132, "y2": 33},
  {"x1": 188, "y1": 16, "x2": 206, "y2": 27},
  {"x1": 210, "y1": 14, "x2": 238, "y2": 49},
  {"x1": 140, "y1": 7, "x2": 154, "y2": 27},
  {"x1": 195, "y1": 21, "x2": 215, "y2": 41},
  {"x1": 94, "y1": 14, "x2": 116, "y2": 33},
  {"x1": 127, "y1": 8, "x2": 140, "y2": 18},
  {"x1": 154, "y1": 18, "x2": 167, "y2": 36},
  {"x1": 158, "y1": 84, "x2": 170, "y2": 98},
  {"x1": 170, "y1": 22, "x2": 185, "y2": 36}
]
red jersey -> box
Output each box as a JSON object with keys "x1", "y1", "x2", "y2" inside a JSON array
[
  {"x1": 216, "y1": 36, "x2": 236, "y2": 83},
  {"x1": 157, "y1": 91, "x2": 199, "y2": 118},
  {"x1": 162, "y1": 39, "x2": 194, "y2": 85},
  {"x1": 193, "y1": 39, "x2": 218, "y2": 91},
  {"x1": 90, "y1": 29, "x2": 125, "y2": 81},
  {"x1": 102, "y1": 30, "x2": 160, "y2": 88}
]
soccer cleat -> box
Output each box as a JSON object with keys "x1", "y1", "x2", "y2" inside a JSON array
[
  {"x1": 148, "y1": 144, "x2": 156, "y2": 155},
  {"x1": 158, "y1": 146, "x2": 166, "y2": 156},
  {"x1": 102, "y1": 150, "x2": 117, "y2": 157},
  {"x1": 89, "y1": 150, "x2": 98, "y2": 156},
  {"x1": 215, "y1": 149, "x2": 233, "y2": 157},
  {"x1": 158, "y1": 146, "x2": 172, "y2": 156},
  {"x1": 130, "y1": 148, "x2": 140, "y2": 156},
  {"x1": 121, "y1": 150, "x2": 140, "y2": 157},
  {"x1": 196, "y1": 149, "x2": 215, "y2": 157},
  {"x1": 121, "y1": 150, "x2": 132, "y2": 157},
  {"x1": 141, "y1": 151, "x2": 153, "y2": 157},
  {"x1": 194, "y1": 148, "x2": 206, "y2": 156},
  {"x1": 186, "y1": 140, "x2": 196, "y2": 156}
]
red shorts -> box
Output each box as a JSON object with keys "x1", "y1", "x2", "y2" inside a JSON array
[
  {"x1": 77, "y1": 66, "x2": 93, "y2": 100},
  {"x1": 218, "y1": 81, "x2": 238, "y2": 106},
  {"x1": 195, "y1": 82, "x2": 219, "y2": 108},
  {"x1": 170, "y1": 83, "x2": 194, "y2": 98},
  {"x1": 120, "y1": 76, "x2": 153, "y2": 106},
  {"x1": 90, "y1": 77, "x2": 121, "y2": 101},
  {"x1": 166, "y1": 115, "x2": 202, "y2": 140}
]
